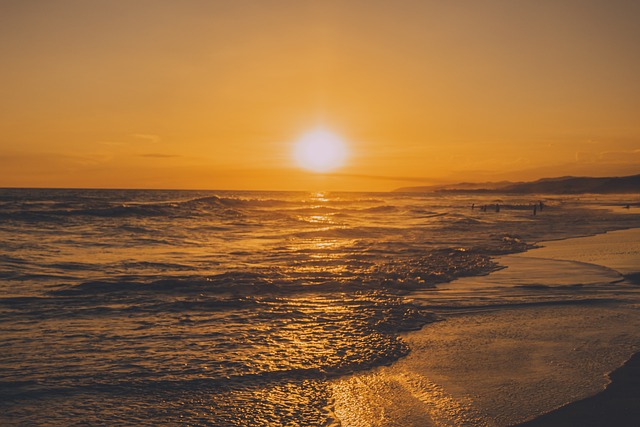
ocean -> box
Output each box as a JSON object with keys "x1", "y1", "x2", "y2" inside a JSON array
[{"x1": 1, "y1": 189, "x2": 639, "y2": 426}]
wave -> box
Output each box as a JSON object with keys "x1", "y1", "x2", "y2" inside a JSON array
[
  {"x1": 0, "y1": 193, "x2": 263, "y2": 221},
  {"x1": 1, "y1": 352, "x2": 402, "y2": 402},
  {"x1": 289, "y1": 225, "x2": 396, "y2": 239},
  {"x1": 181, "y1": 195, "x2": 297, "y2": 209},
  {"x1": 0, "y1": 204, "x2": 176, "y2": 221},
  {"x1": 42, "y1": 245, "x2": 502, "y2": 301},
  {"x1": 0, "y1": 193, "x2": 329, "y2": 222},
  {"x1": 0, "y1": 191, "x2": 450, "y2": 225},
  {"x1": 3, "y1": 287, "x2": 435, "y2": 413}
]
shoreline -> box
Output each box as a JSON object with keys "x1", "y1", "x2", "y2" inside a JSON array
[
  {"x1": 513, "y1": 351, "x2": 640, "y2": 426},
  {"x1": 331, "y1": 228, "x2": 640, "y2": 426},
  {"x1": 509, "y1": 227, "x2": 640, "y2": 426}
]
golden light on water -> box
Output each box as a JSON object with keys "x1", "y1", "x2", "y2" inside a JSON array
[{"x1": 293, "y1": 129, "x2": 348, "y2": 173}]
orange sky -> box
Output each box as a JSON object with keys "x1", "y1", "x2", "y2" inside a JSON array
[{"x1": 1, "y1": 0, "x2": 639, "y2": 191}]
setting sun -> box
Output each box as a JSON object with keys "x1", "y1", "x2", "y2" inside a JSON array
[{"x1": 293, "y1": 129, "x2": 348, "y2": 173}]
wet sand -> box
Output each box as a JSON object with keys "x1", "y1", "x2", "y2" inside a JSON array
[
  {"x1": 331, "y1": 228, "x2": 640, "y2": 426},
  {"x1": 512, "y1": 228, "x2": 640, "y2": 427},
  {"x1": 515, "y1": 352, "x2": 640, "y2": 427}
]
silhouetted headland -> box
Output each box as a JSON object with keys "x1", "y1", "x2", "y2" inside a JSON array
[{"x1": 395, "y1": 174, "x2": 640, "y2": 194}]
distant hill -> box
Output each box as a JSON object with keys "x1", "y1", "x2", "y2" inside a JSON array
[
  {"x1": 394, "y1": 174, "x2": 640, "y2": 194},
  {"x1": 394, "y1": 181, "x2": 518, "y2": 193}
]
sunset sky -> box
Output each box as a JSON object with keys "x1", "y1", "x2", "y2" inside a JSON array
[{"x1": 1, "y1": 0, "x2": 639, "y2": 191}]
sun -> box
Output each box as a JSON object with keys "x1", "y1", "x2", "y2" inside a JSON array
[{"x1": 293, "y1": 129, "x2": 348, "y2": 173}]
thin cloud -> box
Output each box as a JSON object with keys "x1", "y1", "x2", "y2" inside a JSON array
[
  {"x1": 139, "y1": 153, "x2": 182, "y2": 158},
  {"x1": 98, "y1": 141, "x2": 127, "y2": 147},
  {"x1": 576, "y1": 149, "x2": 640, "y2": 163},
  {"x1": 132, "y1": 134, "x2": 160, "y2": 143},
  {"x1": 598, "y1": 149, "x2": 640, "y2": 162}
]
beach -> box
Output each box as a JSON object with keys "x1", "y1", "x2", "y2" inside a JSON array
[
  {"x1": 2, "y1": 190, "x2": 639, "y2": 426},
  {"x1": 4, "y1": 1, "x2": 640, "y2": 425},
  {"x1": 331, "y1": 228, "x2": 640, "y2": 426}
]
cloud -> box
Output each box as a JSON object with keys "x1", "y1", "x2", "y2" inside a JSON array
[
  {"x1": 98, "y1": 141, "x2": 127, "y2": 147},
  {"x1": 0, "y1": 151, "x2": 114, "y2": 181},
  {"x1": 139, "y1": 153, "x2": 182, "y2": 158},
  {"x1": 576, "y1": 148, "x2": 640, "y2": 164},
  {"x1": 132, "y1": 134, "x2": 160, "y2": 143},
  {"x1": 598, "y1": 149, "x2": 640, "y2": 162}
]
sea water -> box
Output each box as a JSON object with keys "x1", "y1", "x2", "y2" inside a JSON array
[{"x1": 1, "y1": 189, "x2": 638, "y2": 426}]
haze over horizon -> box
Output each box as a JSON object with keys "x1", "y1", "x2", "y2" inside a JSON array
[{"x1": 2, "y1": 0, "x2": 640, "y2": 191}]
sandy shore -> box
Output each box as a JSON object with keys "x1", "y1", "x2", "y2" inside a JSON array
[
  {"x1": 515, "y1": 352, "x2": 640, "y2": 426},
  {"x1": 331, "y1": 228, "x2": 640, "y2": 426}
]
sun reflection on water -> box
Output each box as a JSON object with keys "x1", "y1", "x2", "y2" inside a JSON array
[
  {"x1": 304, "y1": 214, "x2": 334, "y2": 224},
  {"x1": 310, "y1": 192, "x2": 330, "y2": 203}
]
